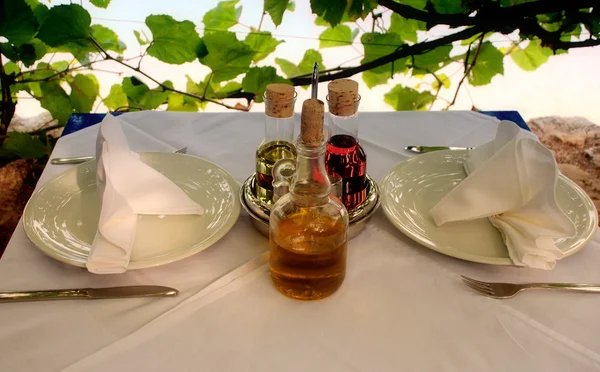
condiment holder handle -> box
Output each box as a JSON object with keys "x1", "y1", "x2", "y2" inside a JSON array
[{"x1": 272, "y1": 158, "x2": 296, "y2": 202}]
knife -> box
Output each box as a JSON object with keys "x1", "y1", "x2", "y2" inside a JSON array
[
  {"x1": 404, "y1": 145, "x2": 473, "y2": 153},
  {"x1": 0, "y1": 285, "x2": 178, "y2": 303},
  {"x1": 50, "y1": 156, "x2": 96, "y2": 165}
]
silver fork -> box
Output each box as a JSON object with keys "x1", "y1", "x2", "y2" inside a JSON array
[
  {"x1": 461, "y1": 275, "x2": 600, "y2": 299},
  {"x1": 50, "y1": 147, "x2": 188, "y2": 165}
]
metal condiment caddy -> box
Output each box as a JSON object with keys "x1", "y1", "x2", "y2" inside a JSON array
[{"x1": 240, "y1": 63, "x2": 380, "y2": 239}]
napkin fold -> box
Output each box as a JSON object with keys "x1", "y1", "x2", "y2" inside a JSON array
[
  {"x1": 430, "y1": 120, "x2": 576, "y2": 270},
  {"x1": 86, "y1": 114, "x2": 204, "y2": 274}
]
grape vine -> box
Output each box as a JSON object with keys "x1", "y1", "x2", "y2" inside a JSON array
[{"x1": 0, "y1": 0, "x2": 598, "y2": 160}]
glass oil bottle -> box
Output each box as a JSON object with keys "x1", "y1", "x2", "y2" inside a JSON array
[
  {"x1": 324, "y1": 79, "x2": 368, "y2": 211},
  {"x1": 254, "y1": 84, "x2": 297, "y2": 208},
  {"x1": 269, "y1": 98, "x2": 349, "y2": 300}
]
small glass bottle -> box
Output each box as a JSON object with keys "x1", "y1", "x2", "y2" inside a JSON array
[
  {"x1": 254, "y1": 84, "x2": 297, "y2": 208},
  {"x1": 269, "y1": 98, "x2": 349, "y2": 300},
  {"x1": 325, "y1": 79, "x2": 368, "y2": 211}
]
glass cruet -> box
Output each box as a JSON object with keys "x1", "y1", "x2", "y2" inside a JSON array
[
  {"x1": 254, "y1": 84, "x2": 297, "y2": 208},
  {"x1": 269, "y1": 98, "x2": 349, "y2": 301}
]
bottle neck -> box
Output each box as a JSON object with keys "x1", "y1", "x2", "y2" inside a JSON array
[
  {"x1": 264, "y1": 115, "x2": 295, "y2": 143},
  {"x1": 290, "y1": 139, "x2": 331, "y2": 203},
  {"x1": 327, "y1": 112, "x2": 359, "y2": 140}
]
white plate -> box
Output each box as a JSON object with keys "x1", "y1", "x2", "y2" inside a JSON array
[
  {"x1": 23, "y1": 152, "x2": 240, "y2": 269},
  {"x1": 380, "y1": 150, "x2": 598, "y2": 265}
]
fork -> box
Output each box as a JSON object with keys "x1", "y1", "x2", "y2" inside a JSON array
[
  {"x1": 461, "y1": 275, "x2": 600, "y2": 299},
  {"x1": 50, "y1": 147, "x2": 188, "y2": 165}
]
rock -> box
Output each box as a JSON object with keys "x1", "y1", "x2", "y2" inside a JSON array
[
  {"x1": 529, "y1": 116, "x2": 600, "y2": 226},
  {"x1": 529, "y1": 116, "x2": 600, "y2": 148},
  {"x1": 584, "y1": 146, "x2": 600, "y2": 168},
  {"x1": 0, "y1": 159, "x2": 35, "y2": 255},
  {"x1": 8, "y1": 112, "x2": 58, "y2": 132}
]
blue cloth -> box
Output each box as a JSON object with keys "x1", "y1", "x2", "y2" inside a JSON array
[
  {"x1": 62, "y1": 111, "x2": 530, "y2": 137},
  {"x1": 478, "y1": 111, "x2": 529, "y2": 131}
]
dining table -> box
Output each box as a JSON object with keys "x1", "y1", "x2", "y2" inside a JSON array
[{"x1": 1, "y1": 110, "x2": 599, "y2": 372}]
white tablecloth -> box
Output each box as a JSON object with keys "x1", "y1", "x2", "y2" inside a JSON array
[{"x1": 1, "y1": 111, "x2": 599, "y2": 371}]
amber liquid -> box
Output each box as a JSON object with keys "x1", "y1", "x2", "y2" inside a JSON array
[
  {"x1": 270, "y1": 210, "x2": 347, "y2": 300},
  {"x1": 325, "y1": 134, "x2": 368, "y2": 210}
]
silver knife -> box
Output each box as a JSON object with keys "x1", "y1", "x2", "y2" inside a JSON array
[
  {"x1": 50, "y1": 156, "x2": 96, "y2": 165},
  {"x1": 405, "y1": 145, "x2": 473, "y2": 153},
  {"x1": 0, "y1": 285, "x2": 178, "y2": 303}
]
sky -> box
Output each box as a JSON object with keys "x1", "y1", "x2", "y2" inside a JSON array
[{"x1": 14, "y1": 0, "x2": 600, "y2": 125}]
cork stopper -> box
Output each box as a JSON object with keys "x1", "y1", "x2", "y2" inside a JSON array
[
  {"x1": 264, "y1": 84, "x2": 295, "y2": 118},
  {"x1": 327, "y1": 79, "x2": 359, "y2": 116},
  {"x1": 300, "y1": 99, "x2": 324, "y2": 147}
]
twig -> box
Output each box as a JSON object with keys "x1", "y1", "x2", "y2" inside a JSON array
[
  {"x1": 290, "y1": 26, "x2": 483, "y2": 85},
  {"x1": 377, "y1": 0, "x2": 597, "y2": 28},
  {"x1": 0, "y1": 54, "x2": 16, "y2": 133},
  {"x1": 447, "y1": 34, "x2": 485, "y2": 109},
  {"x1": 202, "y1": 73, "x2": 213, "y2": 99},
  {"x1": 88, "y1": 37, "x2": 249, "y2": 111},
  {"x1": 137, "y1": 42, "x2": 151, "y2": 70},
  {"x1": 257, "y1": 11, "x2": 266, "y2": 32}
]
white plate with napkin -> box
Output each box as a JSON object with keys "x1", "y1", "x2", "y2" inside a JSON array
[
  {"x1": 380, "y1": 121, "x2": 597, "y2": 268},
  {"x1": 23, "y1": 114, "x2": 241, "y2": 272}
]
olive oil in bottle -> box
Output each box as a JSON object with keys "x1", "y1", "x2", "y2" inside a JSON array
[{"x1": 254, "y1": 84, "x2": 297, "y2": 207}]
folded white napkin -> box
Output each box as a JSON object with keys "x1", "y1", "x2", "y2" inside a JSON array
[
  {"x1": 86, "y1": 114, "x2": 204, "y2": 274},
  {"x1": 430, "y1": 120, "x2": 576, "y2": 270}
]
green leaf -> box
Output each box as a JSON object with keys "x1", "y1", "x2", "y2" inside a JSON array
[
  {"x1": 432, "y1": 73, "x2": 451, "y2": 90},
  {"x1": 122, "y1": 77, "x2": 149, "y2": 106},
  {"x1": 25, "y1": 0, "x2": 49, "y2": 24},
  {"x1": 389, "y1": 13, "x2": 424, "y2": 43},
  {"x1": 287, "y1": 1, "x2": 295, "y2": 11},
  {"x1": 310, "y1": 0, "x2": 347, "y2": 27},
  {"x1": 319, "y1": 24, "x2": 352, "y2": 48},
  {"x1": 134, "y1": 30, "x2": 150, "y2": 46},
  {"x1": 91, "y1": 25, "x2": 126, "y2": 53},
  {"x1": 412, "y1": 45, "x2": 452, "y2": 73},
  {"x1": 467, "y1": 41, "x2": 504, "y2": 86},
  {"x1": 510, "y1": 39, "x2": 553, "y2": 71},
  {"x1": 361, "y1": 32, "x2": 406, "y2": 75},
  {"x1": 2, "y1": 132, "x2": 48, "y2": 159},
  {"x1": 90, "y1": 0, "x2": 111, "y2": 8},
  {"x1": 244, "y1": 31, "x2": 283, "y2": 62},
  {"x1": 1, "y1": 39, "x2": 47, "y2": 66},
  {"x1": 242, "y1": 66, "x2": 289, "y2": 102},
  {"x1": 4, "y1": 61, "x2": 20, "y2": 76},
  {"x1": 203, "y1": 0, "x2": 240, "y2": 31},
  {"x1": 167, "y1": 93, "x2": 199, "y2": 112},
  {"x1": 200, "y1": 31, "x2": 255, "y2": 83},
  {"x1": 104, "y1": 84, "x2": 128, "y2": 110},
  {"x1": 384, "y1": 85, "x2": 435, "y2": 111},
  {"x1": 398, "y1": 0, "x2": 427, "y2": 10},
  {"x1": 347, "y1": 0, "x2": 377, "y2": 21},
  {"x1": 362, "y1": 70, "x2": 390, "y2": 88},
  {"x1": 265, "y1": 0, "x2": 290, "y2": 26},
  {"x1": 39, "y1": 82, "x2": 73, "y2": 124},
  {"x1": 37, "y1": 4, "x2": 91, "y2": 48},
  {"x1": 146, "y1": 15, "x2": 202, "y2": 64},
  {"x1": 430, "y1": 0, "x2": 469, "y2": 14},
  {"x1": 500, "y1": 0, "x2": 537, "y2": 6},
  {"x1": 460, "y1": 32, "x2": 493, "y2": 46},
  {"x1": 140, "y1": 83, "x2": 171, "y2": 110},
  {"x1": 0, "y1": 0, "x2": 38, "y2": 46},
  {"x1": 69, "y1": 74, "x2": 99, "y2": 112},
  {"x1": 51, "y1": 61, "x2": 70, "y2": 72},
  {"x1": 276, "y1": 49, "x2": 325, "y2": 79}
]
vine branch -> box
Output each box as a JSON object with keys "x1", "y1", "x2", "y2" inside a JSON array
[
  {"x1": 88, "y1": 37, "x2": 248, "y2": 111},
  {"x1": 447, "y1": 33, "x2": 485, "y2": 109}
]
